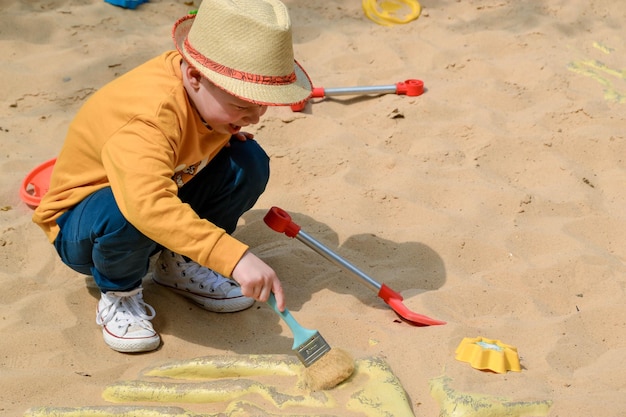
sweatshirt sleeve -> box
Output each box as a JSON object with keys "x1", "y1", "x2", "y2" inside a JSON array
[{"x1": 101, "y1": 116, "x2": 248, "y2": 278}]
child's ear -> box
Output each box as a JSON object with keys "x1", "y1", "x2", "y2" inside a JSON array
[{"x1": 186, "y1": 66, "x2": 203, "y2": 89}]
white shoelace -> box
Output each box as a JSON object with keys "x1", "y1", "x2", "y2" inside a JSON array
[{"x1": 96, "y1": 287, "x2": 156, "y2": 330}]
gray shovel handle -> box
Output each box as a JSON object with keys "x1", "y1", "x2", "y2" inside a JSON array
[{"x1": 295, "y1": 230, "x2": 382, "y2": 293}]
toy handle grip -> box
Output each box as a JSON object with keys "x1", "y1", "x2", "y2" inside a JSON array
[
  {"x1": 263, "y1": 206, "x2": 301, "y2": 238},
  {"x1": 311, "y1": 87, "x2": 325, "y2": 98},
  {"x1": 396, "y1": 79, "x2": 424, "y2": 96}
]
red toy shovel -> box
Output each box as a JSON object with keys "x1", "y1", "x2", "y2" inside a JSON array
[{"x1": 264, "y1": 206, "x2": 445, "y2": 326}]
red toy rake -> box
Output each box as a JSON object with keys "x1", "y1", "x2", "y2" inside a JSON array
[
  {"x1": 291, "y1": 79, "x2": 424, "y2": 111},
  {"x1": 264, "y1": 207, "x2": 445, "y2": 326}
]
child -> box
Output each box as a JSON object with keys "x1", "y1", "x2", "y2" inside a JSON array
[{"x1": 32, "y1": 0, "x2": 312, "y2": 353}]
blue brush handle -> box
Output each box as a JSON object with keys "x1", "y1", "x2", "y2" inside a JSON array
[{"x1": 267, "y1": 293, "x2": 318, "y2": 350}]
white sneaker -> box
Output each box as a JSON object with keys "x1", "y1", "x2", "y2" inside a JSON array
[
  {"x1": 153, "y1": 250, "x2": 255, "y2": 313},
  {"x1": 96, "y1": 287, "x2": 160, "y2": 353}
]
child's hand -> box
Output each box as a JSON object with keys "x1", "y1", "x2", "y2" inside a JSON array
[
  {"x1": 225, "y1": 131, "x2": 254, "y2": 147},
  {"x1": 232, "y1": 251, "x2": 285, "y2": 311},
  {"x1": 233, "y1": 131, "x2": 254, "y2": 142}
]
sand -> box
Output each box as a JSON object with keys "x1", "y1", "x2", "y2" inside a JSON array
[{"x1": 1, "y1": 0, "x2": 625, "y2": 416}]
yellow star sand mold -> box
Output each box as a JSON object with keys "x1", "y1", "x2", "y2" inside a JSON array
[{"x1": 455, "y1": 337, "x2": 521, "y2": 374}]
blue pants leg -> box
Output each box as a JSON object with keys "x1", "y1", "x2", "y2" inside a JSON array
[
  {"x1": 54, "y1": 187, "x2": 157, "y2": 292},
  {"x1": 53, "y1": 138, "x2": 269, "y2": 292}
]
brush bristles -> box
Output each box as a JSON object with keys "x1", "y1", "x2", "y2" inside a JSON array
[{"x1": 303, "y1": 348, "x2": 355, "y2": 391}]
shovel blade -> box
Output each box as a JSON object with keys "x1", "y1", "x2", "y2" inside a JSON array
[{"x1": 379, "y1": 284, "x2": 446, "y2": 326}]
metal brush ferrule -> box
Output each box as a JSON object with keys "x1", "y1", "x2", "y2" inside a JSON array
[{"x1": 296, "y1": 331, "x2": 331, "y2": 367}]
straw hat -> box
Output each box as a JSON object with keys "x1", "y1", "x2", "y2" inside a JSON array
[{"x1": 173, "y1": 0, "x2": 312, "y2": 106}]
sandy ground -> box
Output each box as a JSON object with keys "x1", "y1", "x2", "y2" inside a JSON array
[{"x1": 1, "y1": 0, "x2": 625, "y2": 416}]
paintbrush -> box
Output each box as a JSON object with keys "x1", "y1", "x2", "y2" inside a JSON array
[{"x1": 267, "y1": 293, "x2": 354, "y2": 391}]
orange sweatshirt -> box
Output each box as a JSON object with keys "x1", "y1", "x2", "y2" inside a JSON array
[{"x1": 33, "y1": 51, "x2": 249, "y2": 277}]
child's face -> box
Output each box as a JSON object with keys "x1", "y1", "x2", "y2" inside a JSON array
[{"x1": 193, "y1": 76, "x2": 268, "y2": 136}]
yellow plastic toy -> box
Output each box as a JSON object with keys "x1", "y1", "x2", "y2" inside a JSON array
[
  {"x1": 455, "y1": 337, "x2": 521, "y2": 374},
  {"x1": 362, "y1": 0, "x2": 421, "y2": 27}
]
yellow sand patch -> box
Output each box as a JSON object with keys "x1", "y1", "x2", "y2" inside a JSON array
[
  {"x1": 568, "y1": 43, "x2": 626, "y2": 103},
  {"x1": 25, "y1": 355, "x2": 415, "y2": 417},
  {"x1": 430, "y1": 375, "x2": 552, "y2": 417}
]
